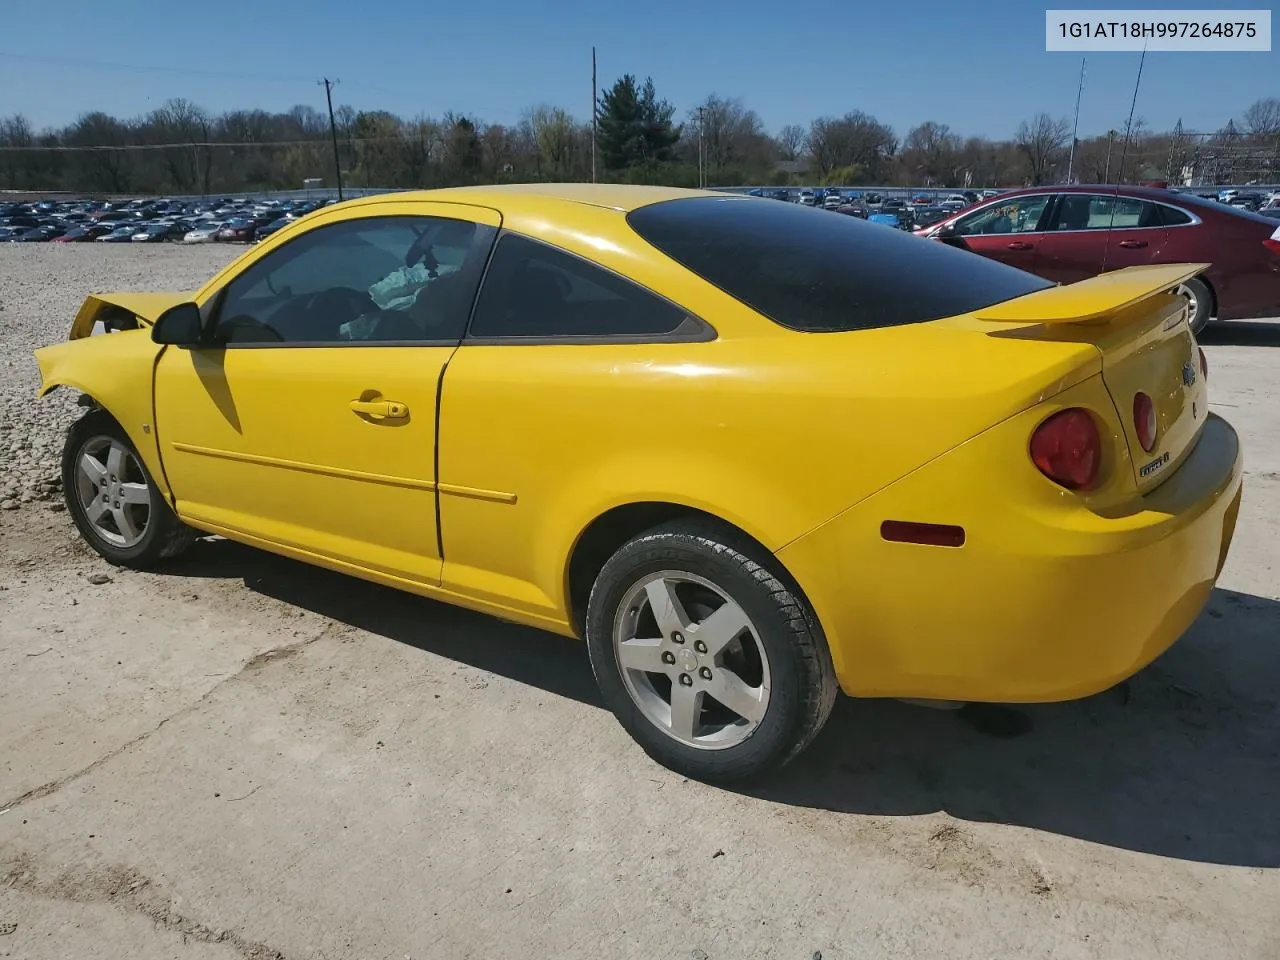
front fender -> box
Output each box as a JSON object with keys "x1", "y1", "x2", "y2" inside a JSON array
[
  {"x1": 34, "y1": 331, "x2": 170, "y2": 497},
  {"x1": 69, "y1": 290, "x2": 195, "y2": 339}
]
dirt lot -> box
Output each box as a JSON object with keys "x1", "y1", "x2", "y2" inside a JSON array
[{"x1": 1, "y1": 244, "x2": 1278, "y2": 960}]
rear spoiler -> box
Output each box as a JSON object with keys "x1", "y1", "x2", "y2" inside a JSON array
[
  {"x1": 973, "y1": 263, "x2": 1209, "y2": 326},
  {"x1": 69, "y1": 291, "x2": 194, "y2": 339}
]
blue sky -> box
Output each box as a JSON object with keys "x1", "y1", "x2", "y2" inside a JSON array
[{"x1": 1, "y1": 0, "x2": 1274, "y2": 139}]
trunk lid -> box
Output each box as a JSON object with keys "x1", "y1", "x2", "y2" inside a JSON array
[{"x1": 974, "y1": 263, "x2": 1210, "y2": 493}]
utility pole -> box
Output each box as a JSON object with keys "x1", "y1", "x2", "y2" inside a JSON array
[
  {"x1": 697, "y1": 106, "x2": 705, "y2": 188},
  {"x1": 320, "y1": 77, "x2": 344, "y2": 201},
  {"x1": 1104, "y1": 129, "x2": 1116, "y2": 183},
  {"x1": 591, "y1": 47, "x2": 598, "y2": 183},
  {"x1": 1066, "y1": 56, "x2": 1085, "y2": 184},
  {"x1": 1115, "y1": 46, "x2": 1147, "y2": 186}
]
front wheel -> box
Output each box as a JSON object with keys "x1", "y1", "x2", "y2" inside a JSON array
[
  {"x1": 585, "y1": 521, "x2": 838, "y2": 782},
  {"x1": 62, "y1": 410, "x2": 198, "y2": 567}
]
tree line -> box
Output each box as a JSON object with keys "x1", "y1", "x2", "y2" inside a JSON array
[{"x1": 1, "y1": 75, "x2": 1277, "y2": 196}]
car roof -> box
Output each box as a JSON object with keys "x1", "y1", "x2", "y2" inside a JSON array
[
  {"x1": 988, "y1": 183, "x2": 1194, "y2": 202},
  {"x1": 342, "y1": 183, "x2": 723, "y2": 214}
]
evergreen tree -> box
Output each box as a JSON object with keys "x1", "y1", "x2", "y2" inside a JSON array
[{"x1": 596, "y1": 74, "x2": 680, "y2": 171}]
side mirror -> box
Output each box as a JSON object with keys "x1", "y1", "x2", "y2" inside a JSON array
[
  {"x1": 151, "y1": 302, "x2": 205, "y2": 347},
  {"x1": 934, "y1": 222, "x2": 957, "y2": 239}
]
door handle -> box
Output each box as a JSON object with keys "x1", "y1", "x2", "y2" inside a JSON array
[
  {"x1": 1117, "y1": 239, "x2": 1148, "y2": 248},
  {"x1": 350, "y1": 399, "x2": 409, "y2": 419},
  {"x1": 1006, "y1": 241, "x2": 1034, "y2": 250}
]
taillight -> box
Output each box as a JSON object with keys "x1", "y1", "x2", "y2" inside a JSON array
[
  {"x1": 1198, "y1": 346, "x2": 1208, "y2": 381},
  {"x1": 1030, "y1": 408, "x2": 1101, "y2": 490},
  {"x1": 1133, "y1": 392, "x2": 1157, "y2": 452},
  {"x1": 1265, "y1": 226, "x2": 1280, "y2": 256}
]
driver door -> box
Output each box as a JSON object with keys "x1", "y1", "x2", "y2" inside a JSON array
[
  {"x1": 944, "y1": 193, "x2": 1053, "y2": 274},
  {"x1": 153, "y1": 204, "x2": 499, "y2": 584}
]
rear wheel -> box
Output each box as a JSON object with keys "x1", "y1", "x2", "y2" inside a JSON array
[
  {"x1": 1178, "y1": 277, "x2": 1213, "y2": 335},
  {"x1": 62, "y1": 410, "x2": 198, "y2": 567},
  {"x1": 585, "y1": 520, "x2": 838, "y2": 782}
]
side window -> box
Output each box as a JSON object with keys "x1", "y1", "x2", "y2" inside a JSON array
[
  {"x1": 214, "y1": 215, "x2": 494, "y2": 345},
  {"x1": 467, "y1": 234, "x2": 693, "y2": 339},
  {"x1": 954, "y1": 195, "x2": 1050, "y2": 236},
  {"x1": 1053, "y1": 195, "x2": 1161, "y2": 230},
  {"x1": 1158, "y1": 204, "x2": 1193, "y2": 226}
]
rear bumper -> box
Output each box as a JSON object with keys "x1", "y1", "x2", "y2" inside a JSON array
[{"x1": 779, "y1": 411, "x2": 1243, "y2": 703}]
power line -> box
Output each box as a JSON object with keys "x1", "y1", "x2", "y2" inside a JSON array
[
  {"x1": 0, "y1": 136, "x2": 416, "y2": 153},
  {"x1": 0, "y1": 50, "x2": 314, "y2": 85}
]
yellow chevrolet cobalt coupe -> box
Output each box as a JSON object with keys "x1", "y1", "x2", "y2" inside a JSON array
[{"x1": 35, "y1": 185, "x2": 1242, "y2": 781}]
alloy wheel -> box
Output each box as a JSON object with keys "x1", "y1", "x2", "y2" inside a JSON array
[{"x1": 612, "y1": 571, "x2": 771, "y2": 750}]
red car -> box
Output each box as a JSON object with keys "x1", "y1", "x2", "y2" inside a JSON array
[{"x1": 917, "y1": 185, "x2": 1280, "y2": 332}]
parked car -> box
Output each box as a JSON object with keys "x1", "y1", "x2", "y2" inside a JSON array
[
  {"x1": 53, "y1": 224, "x2": 113, "y2": 243},
  {"x1": 835, "y1": 201, "x2": 869, "y2": 219},
  {"x1": 797, "y1": 190, "x2": 816, "y2": 207},
  {"x1": 911, "y1": 205, "x2": 950, "y2": 229},
  {"x1": 97, "y1": 225, "x2": 145, "y2": 243},
  {"x1": 254, "y1": 215, "x2": 298, "y2": 241},
  {"x1": 14, "y1": 224, "x2": 67, "y2": 242},
  {"x1": 917, "y1": 184, "x2": 1280, "y2": 332},
  {"x1": 33, "y1": 184, "x2": 1242, "y2": 781},
  {"x1": 216, "y1": 217, "x2": 270, "y2": 242},
  {"x1": 132, "y1": 221, "x2": 193, "y2": 243},
  {"x1": 822, "y1": 193, "x2": 843, "y2": 210},
  {"x1": 868, "y1": 211, "x2": 902, "y2": 229},
  {"x1": 182, "y1": 223, "x2": 226, "y2": 243}
]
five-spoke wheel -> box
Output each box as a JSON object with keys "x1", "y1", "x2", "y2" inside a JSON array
[
  {"x1": 587, "y1": 521, "x2": 837, "y2": 782},
  {"x1": 62, "y1": 410, "x2": 197, "y2": 566}
]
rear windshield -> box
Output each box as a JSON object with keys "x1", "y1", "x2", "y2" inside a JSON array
[
  {"x1": 1169, "y1": 191, "x2": 1279, "y2": 227},
  {"x1": 627, "y1": 196, "x2": 1052, "y2": 332}
]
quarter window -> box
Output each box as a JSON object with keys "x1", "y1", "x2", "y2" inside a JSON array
[
  {"x1": 213, "y1": 215, "x2": 495, "y2": 344},
  {"x1": 1157, "y1": 204, "x2": 1193, "y2": 226},
  {"x1": 467, "y1": 234, "x2": 692, "y2": 339}
]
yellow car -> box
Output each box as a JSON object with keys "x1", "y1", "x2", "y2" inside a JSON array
[{"x1": 34, "y1": 185, "x2": 1243, "y2": 781}]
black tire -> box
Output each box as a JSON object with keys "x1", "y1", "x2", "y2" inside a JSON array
[
  {"x1": 1180, "y1": 277, "x2": 1213, "y2": 335},
  {"x1": 585, "y1": 520, "x2": 838, "y2": 782},
  {"x1": 62, "y1": 409, "x2": 198, "y2": 567}
]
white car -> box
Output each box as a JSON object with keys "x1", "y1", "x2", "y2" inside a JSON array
[{"x1": 182, "y1": 223, "x2": 224, "y2": 244}]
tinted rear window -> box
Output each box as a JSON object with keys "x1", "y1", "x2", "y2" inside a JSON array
[
  {"x1": 627, "y1": 197, "x2": 1052, "y2": 332},
  {"x1": 1169, "y1": 191, "x2": 1278, "y2": 227}
]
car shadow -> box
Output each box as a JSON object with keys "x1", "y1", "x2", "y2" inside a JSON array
[
  {"x1": 169, "y1": 538, "x2": 1279, "y2": 868},
  {"x1": 1201, "y1": 320, "x2": 1280, "y2": 347}
]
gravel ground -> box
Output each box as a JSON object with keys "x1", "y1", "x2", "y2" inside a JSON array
[{"x1": 1, "y1": 244, "x2": 1279, "y2": 960}]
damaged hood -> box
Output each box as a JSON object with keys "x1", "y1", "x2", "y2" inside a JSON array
[{"x1": 70, "y1": 291, "x2": 195, "y2": 339}]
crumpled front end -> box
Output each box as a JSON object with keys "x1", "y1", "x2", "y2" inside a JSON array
[{"x1": 69, "y1": 291, "x2": 195, "y2": 339}]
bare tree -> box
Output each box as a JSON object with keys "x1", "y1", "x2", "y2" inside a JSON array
[
  {"x1": 690, "y1": 94, "x2": 770, "y2": 175},
  {"x1": 807, "y1": 111, "x2": 896, "y2": 181},
  {"x1": 1243, "y1": 98, "x2": 1280, "y2": 137},
  {"x1": 1015, "y1": 113, "x2": 1071, "y2": 185},
  {"x1": 901, "y1": 121, "x2": 961, "y2": 184},
  {"x1": 775, "y1": 123, "x2": 806, "y2": 161}
]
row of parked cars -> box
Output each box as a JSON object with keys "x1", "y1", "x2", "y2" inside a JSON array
[
  {"x1": 0, "y1": 196, "x2": 333, "y2": 245},
  {"x1": 744, "y1": 186, "x2": 1006, "y2": 231}
]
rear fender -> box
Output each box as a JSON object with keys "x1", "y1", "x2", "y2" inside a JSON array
[{"x1": 34, "y1": 331, "x2": 171, "y2": 498}]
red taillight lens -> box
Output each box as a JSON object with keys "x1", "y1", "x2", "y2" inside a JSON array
[
  {"x1": 1133, "y1": 392, "x2": 1157, "y2": 452},
  {"x1": 1198, "y1": 346, "x2": 1208, "y2": 381},
  {"x1": 1264, "y1": 237, "x2": 1280, "y2": 257},
  {"x1": 1030, "y1": 408, "x2": 1101, "y2": 490}
]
